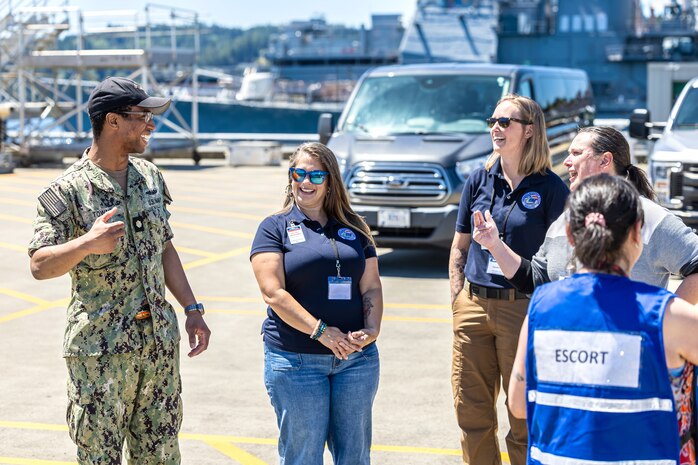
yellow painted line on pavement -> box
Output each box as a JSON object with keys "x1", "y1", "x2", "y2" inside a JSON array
[
  {"x1": 203, "y1": 440, "x2": 270, "y2": 465},
  {"x1": 0, "y1": 420, "x2": 496, "y2": 462},
  {"x1": 0, "y1": 421, "x2": 67, "y2": 431},
  {"x1": 206, "y1": 309, "x2": 451, "y2": 323},
  {"x1": 0, "y1": 288, "x2": 50, "y2": 306},
  {"x1": 169, "y1": 221, "x2": 254, "y2": 239},
  {"x1": 372, "y1": 443, "x2": 461, "y2": 455},
  {"x1": 170, "y1": 185, "x2": 282, "y2": 201},
  {"x1": 0, "y1": 298, "x2": 68, "y2": 324},
  {"x1": 170, "y1": 205, "x2": 264, "y2": 221},
  {"x1": 183, "y1": 246, "x2": 250, "y2": 271},
  {"x1": 0, "y1": 242, "x2": 27, "y2": 253},
  {"x1": 0, "y1": 177, "x2": 48, "y2": 186},
  {"x1": 383, "y1": 315, "x2": 451, "y2": 323},
  {"x1": 0, "y1": 213, "x2": 32, "y2": 224},
  {"x1": 0, "y1": 287, "x2": 53, "y2": 305},
  {"x1": 0, "y1": 198, "x2": 36, "y2": 207},
  {"x1": 0, "y1": 185, "x2": 37, "y2": 195},
  {"x1": 198, "y1": 296, "x2": 449, "y2": 311},
  {"x1": 207, "y1": 309, "x2": 266, "y2": 316},
  {"x1": 0, "y1": 457, "x2": 76, "y2": 465},
  {"x1": 176, "y1": 194, "x2": 279, "y2": 210},
  {"x1": 175, "y1": 246, "x2": 218, "y2": 258}
]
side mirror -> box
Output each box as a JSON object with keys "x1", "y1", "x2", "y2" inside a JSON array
[
  {"x1": 318, "y1": 113, "x2": 334, "y2": 145},
  {"x1": 629, "y1": 109, "x2": 650, "y2": 140}
]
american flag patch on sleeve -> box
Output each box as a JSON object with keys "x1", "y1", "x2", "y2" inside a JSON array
[{"x1": 38, "y1": 187, "x2": 67, "y2": 217}]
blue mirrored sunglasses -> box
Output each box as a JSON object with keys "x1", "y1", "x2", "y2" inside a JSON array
[{"x1": 289, "y1": 168, "x2": 329, "y2": 185}]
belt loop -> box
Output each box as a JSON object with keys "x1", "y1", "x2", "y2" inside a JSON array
[
  {"x1": 467, "y1": 282, "x2": 473, "y2": 298},
  {"x1": 509, "y1": 289, "x2": 515, "y2": 302}
]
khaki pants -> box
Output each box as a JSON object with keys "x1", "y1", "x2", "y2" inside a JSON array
[{"x1": 451, "y1": 288, "x2": 529, "y2": 465}]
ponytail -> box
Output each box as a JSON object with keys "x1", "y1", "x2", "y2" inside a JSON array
[{"x1": 624, "y1": 164, "x2": 655, "y2": 200}]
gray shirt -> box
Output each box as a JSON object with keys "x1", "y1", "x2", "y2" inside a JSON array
[{"x1": 529, "y1": 197, "x2": 698, "y2": 289}]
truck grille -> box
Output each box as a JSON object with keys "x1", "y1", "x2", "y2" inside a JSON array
[
  {"x1": 670, "y1": 164, "x2": 698, "y2": 210},
  {"x1": 346, "y1": 162, "x2": 451, "y2": 206}
]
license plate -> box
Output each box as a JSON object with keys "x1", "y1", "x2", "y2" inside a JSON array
[{"x1": 377, "y1": 208, "x2": 411, "y2": 228}]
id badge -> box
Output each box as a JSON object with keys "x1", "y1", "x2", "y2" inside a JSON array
[
  {"x1": 486, "y1": 255, "x2": 504, "y2": 276},
  {"x1": 287, "y1": 225, "x2": 306, "y2": 244},
  {"x1": 328, "y1": 276, "x2": 352, "y2": 300}
]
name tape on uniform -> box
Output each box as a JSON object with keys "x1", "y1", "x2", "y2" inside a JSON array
[{"x1": 534, "y1": 330, "x2": 641, "y2": 388}]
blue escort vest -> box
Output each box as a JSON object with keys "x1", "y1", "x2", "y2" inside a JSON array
[{"x1": 526, "y1": 273, "x2": 680, "y2": 465}]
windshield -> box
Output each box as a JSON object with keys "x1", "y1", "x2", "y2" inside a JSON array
[
  {"x1": 342, "y1": 74, "x2": 511, "y2": 136},
  {"x1": 673, "y1": 87, "x2": 698, "y2": 129}
]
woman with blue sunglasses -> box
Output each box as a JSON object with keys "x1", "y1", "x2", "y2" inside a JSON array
[{"x1": 250, "y1": 142, "x2": 383, "y2": 465}]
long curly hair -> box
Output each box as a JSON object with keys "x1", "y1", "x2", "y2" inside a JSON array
[{"x1": 280, "y1": 142, "x2": 375, "y2": 246}]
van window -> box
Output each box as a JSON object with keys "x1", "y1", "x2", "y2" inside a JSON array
[
  {"x1": 517, "y1": 79, "x2": 533, "y2": 99},
  {"x1": 342, "y1": 74, "x2": 511, "y2": 136},
  {"x1": 564, "y1": 76, "x2": 590, "y2": 114},
  {"x1": 537, "y1": 75, "x2": 568, "y2": 120}
]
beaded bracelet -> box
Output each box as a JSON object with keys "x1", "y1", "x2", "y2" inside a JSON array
[
  {"x1": 311, "y1": 321, "x2": 327, "y2": 340},
  {"x1": 310, "y1": 319, "x2": 323, "y2": 339}
]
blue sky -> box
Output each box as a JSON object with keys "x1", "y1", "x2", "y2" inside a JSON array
[{"x1": 68, "y1": 0, "x2": 417, "y2": 29}]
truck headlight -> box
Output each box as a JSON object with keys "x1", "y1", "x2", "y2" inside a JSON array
[
  {"x1": 650, "y1": 160, "x2": 682, "y2": 207},
  {"x1": 455, "y1": 154, "x2": 489, "y2": 183}
]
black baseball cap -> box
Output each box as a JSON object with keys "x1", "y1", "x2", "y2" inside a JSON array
[{"x1": 87, "y1": 77, "x2": 171, "y2": 117}]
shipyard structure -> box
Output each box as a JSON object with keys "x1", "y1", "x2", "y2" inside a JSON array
[{"x1": 395, "y1": 0, "x2": 698, "y2": 114}]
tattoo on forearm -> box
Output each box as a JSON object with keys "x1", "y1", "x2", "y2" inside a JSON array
[
  {"x1": 514, "y1": 371, "x2": 525, "y2": 382},
  {"x1": 449, "y1": 247, "x2": 468, "y2": 299},
  {"x1": 362, "y1": 296, "x2": 374, "y2": 321}
]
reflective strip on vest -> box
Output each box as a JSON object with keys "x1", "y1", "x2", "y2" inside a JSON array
[
  {"x1": 530, "y1": 446, "x2": 677, "y2": 465},
  {"x1": 528, "y1": 390, "x2": 674, "y2": 413}
]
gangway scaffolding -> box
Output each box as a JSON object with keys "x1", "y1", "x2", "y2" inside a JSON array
[{"x1": 0, "y1": 0, "x2": 208, "y2": 165}]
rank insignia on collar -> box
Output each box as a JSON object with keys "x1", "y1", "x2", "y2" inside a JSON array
[
  {"x1": 38, "y1": 187, "x2": 67, "y2": 218},
  {"x1": 132, "y1": 214, "x2": 145, "y2": 232}
]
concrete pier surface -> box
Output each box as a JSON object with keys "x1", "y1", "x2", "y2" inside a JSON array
[{"x1": 0, "y1": 160, "x2": 477, "y2": 465}]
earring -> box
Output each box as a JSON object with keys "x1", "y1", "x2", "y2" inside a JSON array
[{"x1": 285, "y1": 184, "x2": 292, "y2": 197}]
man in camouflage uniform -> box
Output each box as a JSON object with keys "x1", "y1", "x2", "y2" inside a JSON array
[{"x1": 28, "y1": 77, "x2": 211, "y2": 464}]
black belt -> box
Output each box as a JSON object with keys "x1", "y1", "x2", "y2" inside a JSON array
[{"x1": 468, "y1": 283, "x2": 528, "y2": 301}]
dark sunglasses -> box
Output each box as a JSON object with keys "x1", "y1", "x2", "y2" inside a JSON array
[
  {"x1": 486, "y1": 117, "x2": 533, "y2": 129},
  {"x1": 289, "y1": 167, "x2": 329, "y2": 185}
]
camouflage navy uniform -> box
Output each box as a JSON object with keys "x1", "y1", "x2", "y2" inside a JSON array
[{"x1": 29, "y1": 151, "x2": 183, "y2": 464}]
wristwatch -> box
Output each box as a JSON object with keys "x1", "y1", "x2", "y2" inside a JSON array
[{"x1": 184, "y1": 302, "x2": 205, "y2": 316}]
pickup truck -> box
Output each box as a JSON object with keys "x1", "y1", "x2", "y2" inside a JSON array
[{"x1": 630, "y1": 77, "x2": 698, "y2": 227}]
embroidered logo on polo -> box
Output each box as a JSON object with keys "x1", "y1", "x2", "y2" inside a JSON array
[
  {"x1": 522, "y1": 191, "x2": 542, "y2": 209},
  {"x1": 337, "y1": 228, "x2": 356, "y2": 241}
]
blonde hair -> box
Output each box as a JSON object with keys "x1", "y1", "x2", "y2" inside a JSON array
[
  {"x1": 485, "y1": 94, "x2": 551, "y2": 176},
  {"x1": 280, "y1": 142, "x2": 375, "y2": 246}
]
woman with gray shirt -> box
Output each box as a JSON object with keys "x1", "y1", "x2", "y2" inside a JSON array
[{"x1": 472, "y1": 126, "x2": 698, "y2": 302}]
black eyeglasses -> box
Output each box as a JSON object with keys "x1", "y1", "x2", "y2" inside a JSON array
[
  {"x1": 289, "y1": 168, "x2": 329, "y2": 185},
  {"x1": 486, "y1": 117, "x2": 533, "y2": 129},
  {"x1": 118, "y1": 111, "x2": 154, "y2": 123}
]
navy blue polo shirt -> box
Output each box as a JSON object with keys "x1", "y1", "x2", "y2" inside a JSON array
[
  {"x1": 250, "y1": 205, "x2": 377, "y2": 354},
  {"x1": 456, "y1": 158, "x2": 568, "y2": 289}
]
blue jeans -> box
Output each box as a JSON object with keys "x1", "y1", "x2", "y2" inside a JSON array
[{"x1": 263, "y1": 343, "x2": 380, "y2": 465}]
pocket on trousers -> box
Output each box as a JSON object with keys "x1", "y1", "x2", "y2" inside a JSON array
[
  {"x1": 268, "y1": 347, "x2": 302, "y2": 372},
  {"x1": 360, "y1": 343, "x2": 379, "y2": 362},
  {"x1": 66, "y1": 379, "x2": 96, "y2": 449}
]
